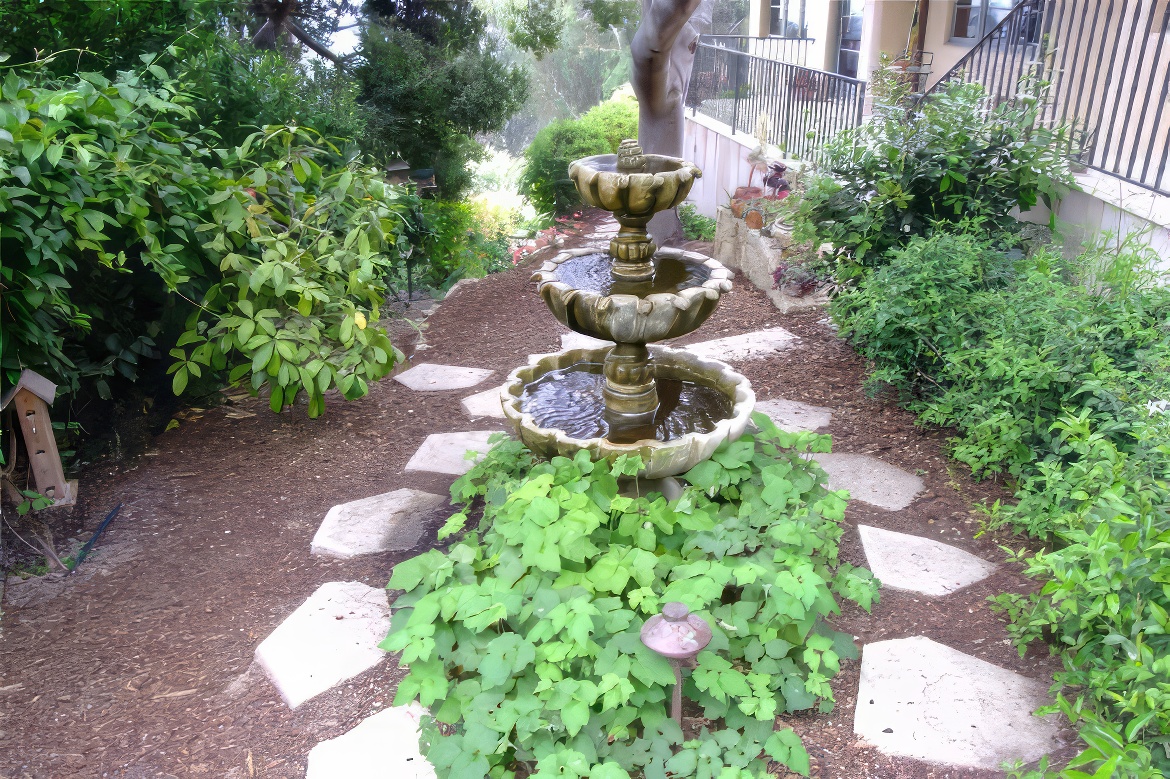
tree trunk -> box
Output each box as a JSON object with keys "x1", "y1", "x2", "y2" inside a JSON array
[{"x1": 631, "y1": 0, "x2": 708, "y2": 244}]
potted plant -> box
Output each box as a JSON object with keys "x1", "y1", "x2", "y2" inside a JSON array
[
  {"x1": 730, "y1": 113, "x2": 776, "y2": 215},
  {"x1": 771, "y1": 262, "x2": 820, "y2": 297}
]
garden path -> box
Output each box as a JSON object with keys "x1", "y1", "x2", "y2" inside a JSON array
[{"x1": 0, "y1": 211, "x2": 1073, "y2": 778}]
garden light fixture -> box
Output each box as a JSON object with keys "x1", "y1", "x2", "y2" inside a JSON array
[{"x1": 640, "y1": 602, "x2": 712, "y2": 727}]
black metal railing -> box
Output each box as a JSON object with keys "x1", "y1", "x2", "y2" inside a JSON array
[
  {"x1": 699, "y1": 34, "x2": 813, "y2": 67},
  {"x1": 925, "y1": 0, "x2": 1170, "y2": 197},
  {"x1": 687, "y1": 43, "x2": 866, "y2": 163}
]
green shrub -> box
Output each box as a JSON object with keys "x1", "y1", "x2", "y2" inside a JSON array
[
  {"x1": 384, "y1": 419, "x2": 878, "y2": 778},
  {"x1": 521, "y1": 118, "x2": 610, "y2": 214},
  {"x1": 578, "y1": 96, "x2": 638, "y2": 153},
  {"x1": 0, "y1": 58, "x2": 408, "y2": 415},
  {"x1": 679, "y1": 203, "x2": 716, "y2": 241},
  {"x1": 833, "y1": 230, "x2": 1170, "y2": 481},
  {"x1": 829, "y1": 227, "x2": 1170, "y2": 777},
  {"x1": 793, "y1": 65, "x2": 1073, "y2": 276}
]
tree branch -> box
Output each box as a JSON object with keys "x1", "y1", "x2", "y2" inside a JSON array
[{"x1": 287, "y1": 18, "x2": 342, "y2": 64}]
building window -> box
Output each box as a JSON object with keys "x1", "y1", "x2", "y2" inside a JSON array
[
  {"x1": 769, "y1": 0, "x2": 807, "y2": 38},
  {"x1": 837, "y1": 0, "x2": 864, "y2": 78},
  {"x1": 952, "y1": 0, "x2": 1020, "y2": 39}
]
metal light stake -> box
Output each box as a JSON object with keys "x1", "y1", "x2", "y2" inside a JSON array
[{"x1": 639, "y1": 602, "x2": 712, "y2": 727}]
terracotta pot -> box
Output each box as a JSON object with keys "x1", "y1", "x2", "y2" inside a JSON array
[
  {"x1": 744, "y1": 209, "x2": 765, "y2": 230},
  {"x1": 729, "y1": 199, "x2": 746, "y2": 218},
  {"x1": 733, "y1": 186, "x2": 763, "y2": 200}
]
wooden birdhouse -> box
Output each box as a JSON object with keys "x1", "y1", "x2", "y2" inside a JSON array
[{"x1": 1, "y1": 369, "x2": 77, "y2": 507}]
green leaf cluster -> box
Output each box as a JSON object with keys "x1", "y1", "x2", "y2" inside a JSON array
[
  {"x1": 825, "y1": 224, "x2": 1170, "y2": 776},
  {"x1": 792, "y1": 61, "x2": 1074, "y2": 274},
  {"x1": 0, "y1": 58, "x2": 410, "y2": 414},
  {"x1": 384, "y1": 417, "x2": 877, "y2": 778}
]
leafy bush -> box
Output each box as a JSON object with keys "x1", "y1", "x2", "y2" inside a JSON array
[
  {"x1": 0, "y1": 58, "x2": 408, "y2": 414},
  {"x1": 793, "y1": 66, "x2": 1073, "y2": 274},
  {"x1": 521, "y1": 118, "x2": 610, "y2": 214},
  {"x1": 578, "y1": 96, "x2": 639, "y2": 153},
  {"x1": 833, "y1": 231, "x2": 1170, "y2": 481},
  {"x1": 829, "y1": 227, "x2": 1170, "y2": 776},
  {"x1": 679, "y1": 203, "x2": 716, "y2": 241},
  {"x1": 383, "y1": 419, "x2": 878, "y2": 778}
]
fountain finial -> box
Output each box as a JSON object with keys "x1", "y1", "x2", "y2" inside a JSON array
[{"x1": 616, "y1": 139, "x2": 647, "y2": 172}]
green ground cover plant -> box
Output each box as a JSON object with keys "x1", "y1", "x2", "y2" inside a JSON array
[{"x1": 383, "y1": 418, "x2": 877, "y2": 778}]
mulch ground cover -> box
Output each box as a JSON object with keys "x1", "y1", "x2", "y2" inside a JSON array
[{"x1": 0, "y1": 209, "x2": 1074, "y2": 778}]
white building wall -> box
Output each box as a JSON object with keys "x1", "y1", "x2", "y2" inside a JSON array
[{"x1": 682, "y1": 112, "x2": 762, "y2": 220}]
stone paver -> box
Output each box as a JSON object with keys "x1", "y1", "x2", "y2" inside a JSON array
[
  {"x1": 811, "y1": 452, "x2": 924, "y2": 510},
  {"x1": 461, "y1": 385, "x2": 507, "y2": 419},
  {"x1": 306, "y1": 703, "x2": 436, "y2": 778},
  {"x1": 393, "y1": 363, "x2": 494, "y2": 392},
  {"x1": 561, "y1": 332, "x2": 613, "y2": 351},
  {"x1": 682, "y1": 327, "x2": 798, "y2": 361},
  {"x1": 311, "y1": 489, "x2": 447, "y2": 559},
  {"x1": 754, "y1": 398, "x2": 832, "y2": 432},
  {"x1": 859, "y1": 525, "x2": 996, "y2": 596},
  {"x1": 404, "y1": 431, "x2": 499, "y2": 476},
  {"x1": 255, "y1": 581, "x2": 389, "y2": 709},
  {"x1": 855, "y1": 636, "x2": 1060, "y2": 769}
]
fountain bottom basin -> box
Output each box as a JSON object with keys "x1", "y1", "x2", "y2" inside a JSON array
[{"x1": 502, "y1": 346, "x2": 755, "y2": 478}]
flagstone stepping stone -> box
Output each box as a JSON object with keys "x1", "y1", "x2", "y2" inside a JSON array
[
  {"x1": 311, "y1": 489, "x2": 447, "y2": 559},
  {"x1": 306, "y1": 703, "x2": 436, "y2": 779},
  {"x1": 855, "y1": 636, "x2": 1060, "y2": 769},
  {"x1": 754, "y1": 398, "x2": 832, "y2": 432},
  {"x1": 394, "y1": 364, "x2": 494, "y2": 391},
  {"x1": 682, "y1": 327, "x2": 798, "y2": 361},
  {"x1": 561, "y1": 332, "x2": 613, "y2": 350},
  {"x1": 461, "y1": 385, "x2": 507, "y2": 419},
  {"x1": 404, "y1": 431, "x2": 498, "y2": 476},
  {"x1": 255, "y1": 581, "x2": 389, "y2": 709},
  {"x1": 811, "y1": 452, "x2": 923, "y2": 510},
  {"x1": 858, "y1": 525, "x2": 996, "y2": 596}
]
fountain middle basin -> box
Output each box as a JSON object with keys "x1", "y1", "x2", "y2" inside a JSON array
[
  {"x1": 501, "y1": 345, "x2": 755, "y2": 478},
  {"x1": 535, "y1": 247, "x2": 732, "y2": 345}
]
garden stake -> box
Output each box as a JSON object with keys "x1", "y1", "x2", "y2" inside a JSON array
[
  {"x1": 69, "y1": 502, "x2": 122, "y2": 574},
  {"x1": 640, "y1": 602, "x2": 712, "y2": 728}
]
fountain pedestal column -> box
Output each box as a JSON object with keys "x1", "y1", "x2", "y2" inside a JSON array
[{"x1": 603, "y1": 343, "x2": 657, "y2": 440}]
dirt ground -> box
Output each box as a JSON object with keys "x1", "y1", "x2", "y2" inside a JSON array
[{"x1": 0, "y1": 210, "x2": 1074, "y2": 778}]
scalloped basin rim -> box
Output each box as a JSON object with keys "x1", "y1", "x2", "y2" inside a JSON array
[
  {"x1": 501, "y1": 346, "x2": 756, "y2": 478},
  {"x1": 535, "y1": 249, "x2": 734, "y2": 308},
  {"x1": 571, "y1": 153, "x2": 698, "y2": 176}
]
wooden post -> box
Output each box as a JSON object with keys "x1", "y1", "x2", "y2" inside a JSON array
[{"x1": 1, "y1": 370, "x2": 77, "y2": 507}]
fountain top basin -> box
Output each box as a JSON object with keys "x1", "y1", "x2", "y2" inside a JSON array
[{"x1": 569, "y1": 141, "x2": 702, "y2": 220}]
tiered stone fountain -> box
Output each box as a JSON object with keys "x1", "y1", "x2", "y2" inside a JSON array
[{"x1": 501, "y1": 141, "x2": 754, "y2": 477}]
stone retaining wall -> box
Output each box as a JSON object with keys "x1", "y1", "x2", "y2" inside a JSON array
[{"x1": 711, "y1": 206, "x2": 827, "y2": 313}]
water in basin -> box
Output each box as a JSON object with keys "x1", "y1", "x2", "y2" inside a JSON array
[
  {"x1": 518, "y1": 361, "x2": 733, "y2": 445},
  {"x1": 551, "y1": 252, "x2": 712, "y2": 297}
]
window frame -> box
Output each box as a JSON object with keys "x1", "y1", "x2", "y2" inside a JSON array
[{"x1": 950, "y1": 0, "x2": 1021, "y2": 42}]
